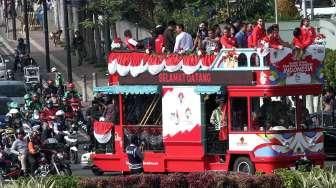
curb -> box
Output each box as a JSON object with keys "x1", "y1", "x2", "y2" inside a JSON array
[{"x1": 0, "y1": 34, "x2": 93, "y2": 98}]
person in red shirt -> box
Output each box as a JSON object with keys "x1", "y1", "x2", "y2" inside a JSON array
[
  {"x1": 247, "y1": 23, "x2": 254, "y2": 48},
  {"x1": 262, "y1": 26, "x2": 283, "y2": 50},
  {"x1": 251, "y1": 18, "x2": 266, "y2": 48},
  {"x1": 154, "y1": 25, "x2": 165, "y2": 54},
  {"x1": 292, "y1": 27, "x2": 304, "y2": 60},
  {"x1": 220, "y1": 27, "x2": 237, "y2": 48},
  {"x1": 300, "y1": 18, "x2": 316, "y2": 48}
]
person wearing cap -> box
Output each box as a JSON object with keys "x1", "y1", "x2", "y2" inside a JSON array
[
  {"x1": 210, "y1": 95, "x2": 228, "y2": 142},
  {"x1": 11, "y1": 128, "x2": 28, "y2": 176},
  {"x1": 125, "y1": 135, "x2": 144, "y2": 174}
]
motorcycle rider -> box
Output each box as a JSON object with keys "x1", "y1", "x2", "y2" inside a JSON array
[
  {"x1": 125, "y1": 135, "x2": 144, "y2": 174},
  {"x1": 6, "y1": 108, "x2": 22, "y2": 129},
  {"x1": 14, "y1": 38, "x2": 28, "y2": 72},
  {"x1": 28, "y1": 93, "x2": 43, "y2": 112},
  {"x1": 41, "y1": 100, "x2": 57, "y2": 123},
  {"x1": 10, "y1": 128, "x2": 28, "y2": 176},
  {"x1": 23, "y1": 94, "x2": 32, "y2": 111},
  {"x1": 43, "y1": 80, "x2": 58, "y2": 96},
  {"x1": 51, "y1": 67, "x2": 65, "y2": 96},
  {"x1": 53, "y1": 110, "x2": 68, "y2": 144},
  {"x1": 27, "y1": 131, "x2": 42, "y2": 175},
  {"x1": 6, "y1": 69, "x2": 15, "y2": 80},
  {"x1": 63, "y1": 82, "x2": 81, "y2": 100}
]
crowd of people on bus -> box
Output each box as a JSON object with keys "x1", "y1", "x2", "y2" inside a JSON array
[{"x1": 112, "y1": 18, "x2": 318, "y2": 57}]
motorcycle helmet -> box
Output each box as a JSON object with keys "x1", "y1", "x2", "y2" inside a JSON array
[
  {"x1": 24, "y1": 94, "x2": 31, "y2": 100},
  {"x1": 9, "y1": 108, "x2": 19, "y2": 114},
  {"x1": 46, "y1": 100, "x2": 53, "y2": 108},
  {"x1": 16, "y1": 128, "x2": 25, "y2": 136},
  {"x1": 51, "y1": 67, "x2": 57, "y2": 72},
  {"x1": 17, "y1": 38, "x2": 24, "y2": 44},
  {"x1": 8, "y1": 101, "x2": 19, "y2": 109},
  {"x1": 32, "y1": 92, "x2": 39, "y2": 100},
  {"x1": 67, "y1": 82, "x2": 75, "y2": 90},
  {"x1": 55, "y1": 110, "x2": 65, "y2": 116}
]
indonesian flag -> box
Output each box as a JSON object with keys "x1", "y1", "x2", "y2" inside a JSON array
[{"x1": 93, "y1": 121, "x2": 113, "y2": 144}]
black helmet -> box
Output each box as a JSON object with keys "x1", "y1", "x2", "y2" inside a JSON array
[
  {"x1": 18, "y1": 38, "x2": 24, "y2": 44},
  {"x1": 46, "y1": 100, "x2": 53, "y2": 108}
]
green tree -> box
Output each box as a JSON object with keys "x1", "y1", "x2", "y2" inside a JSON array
[{"x1": 323, "y1": 49, "x2": 336, "y2": 88}]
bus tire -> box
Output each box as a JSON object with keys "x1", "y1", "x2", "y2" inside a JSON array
[
  {"x1": 91, "y1": 166, "x2": 104, "y2": 176},
  {"x1": 233, "y1": 157, "x2": 255, "y2": 174}
]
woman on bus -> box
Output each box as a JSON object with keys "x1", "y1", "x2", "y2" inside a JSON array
[{"x1": 300, "y1": 18, "x2": 316, "y2": 49}]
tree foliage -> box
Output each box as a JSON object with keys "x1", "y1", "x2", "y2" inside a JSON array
[
  {"x1": 277, "y1": 0, "x2": 300, "y2": 20},
  {"x1": 81, "y1": 0, "x2": 280, "y2": 30},
  {"x1": 323, "y1": 49, "x2": 336, "y2": 88}
]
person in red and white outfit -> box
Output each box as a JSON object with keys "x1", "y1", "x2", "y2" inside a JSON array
[
  {"x1": 262, "y1": 26, "x2": 283, "y2": 50},
  {"x1": 154, "y1": 25, "x2": 165, "y2": 54},
  {"x1": 300, "y1": 18, "x2": 316, "y2": 49},
  {"x1": 124, "y1": 30, "x2": 139, "y2": 50},
  {"x1": 251, "y1": 18, "x2": 266, "y2": 48},
  {"x1": 220, "y1": 27, "x2": 237, "y2": 48}
]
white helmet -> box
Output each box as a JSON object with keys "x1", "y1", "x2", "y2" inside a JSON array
[
  {"x1": 9, "y1": 108, "x2": 19, "y2": 114},
  {"x1": 55, "y1": 110, "x2": 65, "y2": 116},
  {"x1": 51, "y1": 67, "x2": 57, "y2": 72}
]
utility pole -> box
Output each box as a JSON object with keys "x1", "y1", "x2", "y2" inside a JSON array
[
  {"x1": 63, "y1": 0, "x2": 72, "y2": 82},
  {"x1": 43, "y1": 0, "x2": 50, "y2": 72},
  {"x1": 274, "y1": 0, "x2": 278, "y2": 24},
  {"x1": 10, "y1": 0, "x2": 16, "y2": 40},
  {"x1": 310, "y1": 0, "x2": 314, "y2": 19},
  {"x1": 302, "y1": 0, "x2": 307, "y2": 18},
  {"x1": 23, "y1": 0, "x2": 30, "y2": 53}
]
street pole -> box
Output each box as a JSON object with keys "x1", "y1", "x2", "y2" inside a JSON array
[
  {"x1": 23, "y1": 0, "x2": 30, "y2": 53},
  {"x1": 274, "y1": 0, "x2": 278, "y2": 24},
  {"x1": 10, "y1": 0, "x2": 16, "y2": 40},
  {"x1": 43, "y1": 0, "x2": 50, "y2": 72},
  {"x1": 63, "y1": 0, "x2": 72, "y2": 82},
  {"x1": 310, "y1": 0, "x2": 314, "y2": 19},
  {"x1": 302, "y1": 0, "x2": 307, "y2": 18}
]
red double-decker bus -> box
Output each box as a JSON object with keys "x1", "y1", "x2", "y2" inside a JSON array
[{"x1": 90, "y1": 44, "x2": 325, "y2": 175}]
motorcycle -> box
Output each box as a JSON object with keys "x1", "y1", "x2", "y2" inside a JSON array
[
  {"x1": 64, "y1": 130, "x2": 79, "y2": 164},
  {"x1": 16, "y1": 53, "x2": 29, "y2": 72},
  {"x1": 0, "y1": 150, "x2": 21, "y2": 180},
  {"x1": 34, "y1": 138, "x2": 72, "y2": 177}
]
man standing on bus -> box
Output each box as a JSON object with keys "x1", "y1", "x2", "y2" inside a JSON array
[
  {"x1": 126, "y1": 135, "x2": 144, "y2": 174},
  {"x1": 210, "y1": 96, "x2": 228, "y2": 141}
]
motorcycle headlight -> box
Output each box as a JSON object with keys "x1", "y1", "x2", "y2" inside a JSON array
[{"x1": 56, "y1": 153, "x2": 64, "y2": 159}]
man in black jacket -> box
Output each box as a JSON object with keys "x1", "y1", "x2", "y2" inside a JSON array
[{"x1": 125, "y1": 135, "x2": 144, "y2": 174}]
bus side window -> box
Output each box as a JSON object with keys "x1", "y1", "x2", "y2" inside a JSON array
[{"x1": 230, "y1": 97, "x2": 248, "y2": 131}]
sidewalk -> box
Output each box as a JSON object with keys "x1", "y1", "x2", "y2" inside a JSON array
[{"x1": 0, "y1": 13, "x2": 108, "y2": 100}]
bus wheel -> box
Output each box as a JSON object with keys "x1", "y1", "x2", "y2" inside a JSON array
[
  {"x1": 91, "y1": 166, "x2": 104, "y2": 176},
  {"x1": 233, "y1": 157, "x2": 255, "y2": 174}
]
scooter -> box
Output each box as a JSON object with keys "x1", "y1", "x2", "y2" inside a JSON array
[{"x1": 0, "y1": 150, "x2": 21, "y2": 180}]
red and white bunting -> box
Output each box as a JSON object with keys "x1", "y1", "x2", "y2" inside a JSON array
[{"x1": 108, "y1": 52, "x2": 216, "y2": 77}]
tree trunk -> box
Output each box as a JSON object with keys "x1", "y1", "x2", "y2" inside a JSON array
[{"x1": 93, "y1": 14, "x2": 102, "y2": 64}]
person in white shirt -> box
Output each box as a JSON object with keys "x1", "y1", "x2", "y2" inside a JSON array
[{"x1": 173, "y1": 24, "x2": 193, "y2": 54}]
